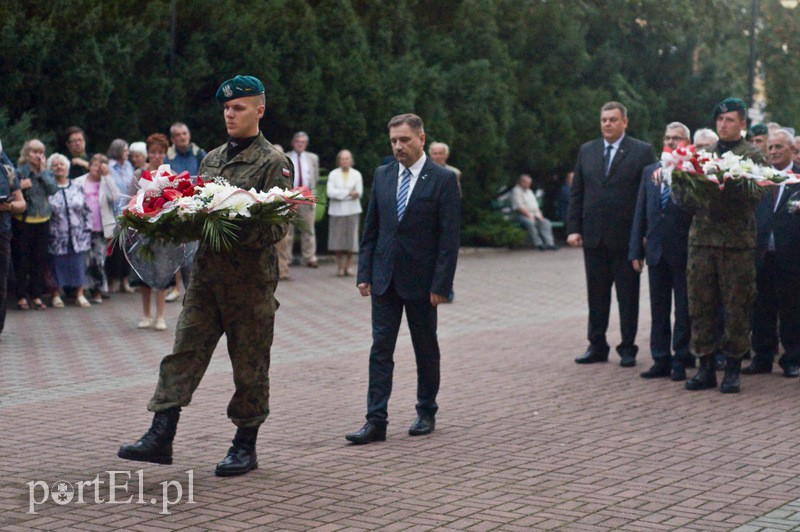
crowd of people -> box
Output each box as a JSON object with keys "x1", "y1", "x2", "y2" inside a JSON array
[
  {"x1": 0, "y1": 123, "x2": 215, "y2": 336},
  {"x1": 568, "y1": 97, "x2": 800, "y2": 396}
]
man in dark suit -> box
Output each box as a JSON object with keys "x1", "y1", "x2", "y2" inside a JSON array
[
  {"x1": 568, "y1": 101, "x2": 656, "y2": 367},
  {"x1": 744, "y1": 129, "x2": 800, "y2": 377},
  {"x1": 629, "y1": 122, "x2": 694, "y2": 381},
  {"x1": 346, "y1": 113, "x2": 461, "y2": 445}
]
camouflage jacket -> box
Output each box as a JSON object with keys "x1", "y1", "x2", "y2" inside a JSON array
[
  {"x1": 195, "y1": 133, "x2": 293, "y2": 281},
  {"x1": 675, "y1": 139, "x2": 765, "y2": 249}
]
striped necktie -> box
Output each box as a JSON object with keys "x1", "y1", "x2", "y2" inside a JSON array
[
  {"x1": 397, "y1": 168, "x2": 412, "y2": 221},
  {"x1": 660, "y1": 183, "x2": 670, "y2": 209}
]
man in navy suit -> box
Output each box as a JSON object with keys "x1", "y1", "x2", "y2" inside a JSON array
[
  {"x1": 629, "y1": 122, "x2": 694, "y2": 381},
  {"x1": 568, "y1": 101, "x2": 656, "y2": 367},
  {"x1": 744, "y1": 129, "x2": 800, "y2": 377},
  {"x1": 346, "y1": 113, "x2": 461, "y2": 445}
]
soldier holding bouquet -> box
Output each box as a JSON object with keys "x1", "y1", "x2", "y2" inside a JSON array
[
  {"x1": 119, "y1": 75, "x2": 292, "y2": 476},
  {"x1": 672, "y1": 98, "x2": 765, "y2": 394}
]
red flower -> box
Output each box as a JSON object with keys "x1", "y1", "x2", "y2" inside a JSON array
[
  {"x1": 176, "y1": 180, "x2": 194, "y2": 194},
  {"x1": 153, "y1": 197, "x2": 166, "y2": 210},
  {"x1": 141, "y1": 170, "x2": 152, "y2": 181},
  {"x1": 196, "y1": 176, "x2": 205, "y2": 187},
  {"x1": 162, "y1": 188, "x2": 182, "y2": 202}
]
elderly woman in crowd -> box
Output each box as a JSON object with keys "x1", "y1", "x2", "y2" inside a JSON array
[
  {"x1": 13, "y1": 139, "x2": 57, "y2": 310},
  {"x1": 326, "y1": 149, "x2": 363, "y2": 276},
  {"x1": 47, "y1": 153, "x2": 92, "y2": 308},
  {"x1": 76, "y1": 154, "x2": 120, "y2": 303},
  {"x1": 105, "y1": 139, "x2": 135, "y2": 294},
  {"x1": 131, "y1": 133, "x2": 171, "y2": 330},
  {"x1": 129, "y1": 142, "x2": 148, "y2": 172}
]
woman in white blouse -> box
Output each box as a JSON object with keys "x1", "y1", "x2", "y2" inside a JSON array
[{"x1": 326, "y1": 150, "x2": 363, "y2": 276}]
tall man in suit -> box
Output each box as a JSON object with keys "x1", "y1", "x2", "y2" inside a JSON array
[
  {"x1": 744, "y1": 129, "x2": 800, "y2": 377},
  {"x1": 629, "y1": 122, "x2": 694, "y2": 381},
  {"x1": 568, "y1": 101, "x2": 656, "y2": 367},
  {"x1": 283, "y1": 131, "x2": 320, "y2": 268},
  {"x1": 346, "y1": 114, "x2": 461, "y2": 445}
]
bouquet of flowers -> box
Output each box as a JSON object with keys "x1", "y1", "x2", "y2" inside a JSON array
[
  {"x1": 656, "y1": 145, "x2": 800, "y2": 209},
  {"x1": 114, "y1": 164, "x2": 316, "y2": 258}
]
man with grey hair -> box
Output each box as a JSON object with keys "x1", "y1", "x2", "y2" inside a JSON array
[
  {"x1": 282, "y1": 131, "x2": 319, "y2": 268},
  {"x1": 693, "y1": 128, "x2": 718, "y2": 152},
  {"x1": 511, "y1": 174, "x2": 556, "y2": 250},
  {"x1": 429, "y1": 142, "x2": 462, "y2": 192},
  {"x1": 745, "y1": 128, "x2": 800, "y2": 378},
  {"x1": 629, "y1": 122, "x2": 694, "y2": 380}
]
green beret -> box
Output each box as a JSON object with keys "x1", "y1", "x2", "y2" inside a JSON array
[
  {"x1": 713, "y1": 97, "x2": 747, "y2": 119},
  {"x1": 749, "y1": 123, "x2": 768, "y2": 137},
  {"x1": 215, "y1": 75, "x2": 265, "y2": 103}
]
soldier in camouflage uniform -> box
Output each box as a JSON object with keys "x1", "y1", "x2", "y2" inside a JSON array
[
  {"x1": 676, "y1": 98, "x2": 765, "y2": 394},
  {"x1": 119, "y1": 75, "x2": 292, "y2": 477}
]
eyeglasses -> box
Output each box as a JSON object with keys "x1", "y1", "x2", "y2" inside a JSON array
[{"x1": 663, "y1": 135, "x2": 686, "y2": 142}]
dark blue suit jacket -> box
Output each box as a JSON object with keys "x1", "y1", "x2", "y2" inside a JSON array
[
  {"x1": 358, "y1": 157, "x2": 461, "y2": 300},
  {"x1": 629, "y1": 161, "x2": 693, "y2": 267},
  {"x1": 755, "y1": 168, "x2": 800, "y2": 273},
  {"x1": 568, "y1": 135, "x2": 656, "y2": 250}
]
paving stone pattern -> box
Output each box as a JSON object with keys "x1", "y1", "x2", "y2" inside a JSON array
[{"x1": 2, "y1": 248, "x2": 800, "y2": 531}]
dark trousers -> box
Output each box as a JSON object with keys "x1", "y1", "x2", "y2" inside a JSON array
[
  {"x1": 367, "y1": 282, "x2": 440, "y2": 425},
  {"x1": 648, "y1": 259, "x2": 690, "y2": 361},
  {"x1": 0, "y1": 233, "x2": 10, "y2": 334},
  {"x1": 583, "y1": 245, "x2": 640, "y2": 356},
  {"x1": 11, "y1": 219, "x2": 50, "y2": 300},
  {"x1": 752, "y1": 252, "x2": 800, "y2": 363}
]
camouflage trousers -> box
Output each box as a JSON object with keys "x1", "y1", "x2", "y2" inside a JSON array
[
  {"x1": 687, "y1": 246, "x2": 756, "y2": 359},
  {"x1": 147, "y1": 276, "x2": 278, "y2": 428}
]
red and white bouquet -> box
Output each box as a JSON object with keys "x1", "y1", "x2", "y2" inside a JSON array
[
  {"x1": 114, "y1": 164, "x2": 315, "y2": 255},
  {"x1": 656, "y1": 145, "x2": 800, "y2": 207}
]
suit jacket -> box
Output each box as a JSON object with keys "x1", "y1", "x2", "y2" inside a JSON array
[
  {"x1": 568, "y1": 135, "x2": 656, "y2": 250},
  {"x1": 287, "y1": 150, "x2": 319, "y2": 190},
  {"x1": 628, "y1": 161, "x2": 693, "y2": 268},
  {"x1": 358, "y1": 157, "x2": 461, "y2": 300},
  {"x1": 755, "y1": 170, "x2": 800, "y2": 273}
]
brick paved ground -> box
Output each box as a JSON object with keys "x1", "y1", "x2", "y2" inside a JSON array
[{"x1": 2, "y1": 247, "x2": 800, "y2": 531}]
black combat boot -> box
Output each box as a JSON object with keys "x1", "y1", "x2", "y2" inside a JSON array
[
  {"x1": 118, "y1": 407, "x2": 180, "y2": 464},
  {"x1": 685, "y1": 356, "x2": 717, "y2": 391},
  {"x1": 720, "y1": 356, "x2": 742, "y2": 394},
  {"x1": 215, "y1": 426, "x2": 259, "y2": 477}
]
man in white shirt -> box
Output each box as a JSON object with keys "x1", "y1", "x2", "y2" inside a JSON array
[
  {"x1": 283, "y1": 131, "x2": 319, "y2": 268},
  {"x1": 510, "y1": 174, "x2": 556, "y2": 250}
]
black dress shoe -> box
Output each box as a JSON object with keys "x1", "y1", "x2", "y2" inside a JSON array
[
  {"x1": 640, "y1": 359, "x2": 671, "y2": 378},
  {"x1": 742, "y1": 356, "x2": 773, "y2": 375},
  {"x1": 783, "y1": 363, "x2": 800, "y2": 378},
  {"x1": 575, "y1": 350, "x2": 609, "y2": 364},
  {"x1": 620, "y1": 356, "x2": 636, "y2": 368},
  {"x1": 215, "y1": 446, "x2": 258, "y2": 476},
  {"x1": 345, "y1": 421, "x2": 386, "y2": 444},
  {"x1": 408, "y1": 415, "x2": 435, "y2": 436},
  {"x1": 215, "y1": 427, "x2": 259, "y2": 477},
  {"x1": 670, "y1": 364, "x2": 687, "y2": 381}
]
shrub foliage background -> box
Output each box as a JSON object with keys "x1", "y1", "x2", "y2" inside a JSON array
[{"x1": 0, "y1": 0, "x2": 782, "y2": 243}]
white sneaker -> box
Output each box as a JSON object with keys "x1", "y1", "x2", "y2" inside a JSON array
[
  {"x1": 76, "y1": 295, "x2": 91, "y2": 308},
  {"x1": 51, "y1": 295, "x2": 65, "y2": 308},
  {"x1": 138, "y1": 317, "x2": 154, "y2": 329},
  {"x1": 165, "y1": 289, "x2": 180, "y2": 303},
  {"x1": 154, "y1": 318, "x2": 167, "y2": 331}
]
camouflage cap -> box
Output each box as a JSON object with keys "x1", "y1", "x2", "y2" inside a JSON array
[
  {"x1": 748, "y1": 123, "x2": 768, "y2": 137},
  {"x1": 215, "y1": 75, "x2": 265, "y2": 103},
  {"x1": 713, "y1": 97, "x2": 747, "y2": 119}
]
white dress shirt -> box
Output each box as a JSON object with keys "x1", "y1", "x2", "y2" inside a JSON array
[
  {"x1": 397, "y1": 153, "x2": 427, "y2": 205},
  {"x1": 291, "y1": 151, "x2": 312, "y2": 188},
  {"x1": 603, "y1": 134, "x2": 625, "y2": 171}
]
